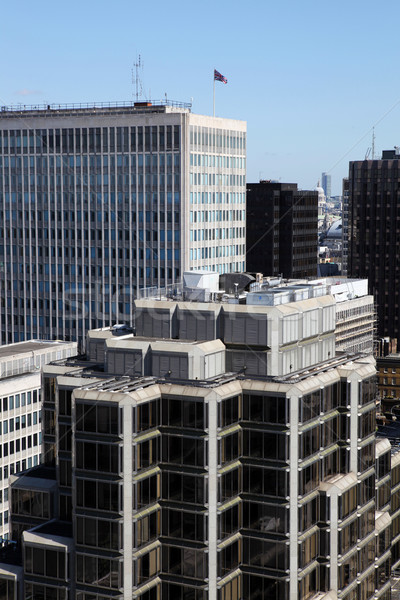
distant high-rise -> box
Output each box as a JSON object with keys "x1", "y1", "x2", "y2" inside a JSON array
[
  {"x1": 0, "y1": 101, "x2": 246, "y2": 347},
  {"x1": 321, "y1": 171, "x2": 331, "y2": 199},
  {"x1": 246, "y1": 181, "x2": 318, "y2": 278},
  {"x1": 348, "y1": 150, "x2": 400, "y2": 345}
]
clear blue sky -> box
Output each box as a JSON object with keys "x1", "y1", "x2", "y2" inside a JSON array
[{"x1": 2, "y1": 0, "x2": 400, "y2": 195}]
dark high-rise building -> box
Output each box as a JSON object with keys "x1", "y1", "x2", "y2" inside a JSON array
[
  {"x1": 348, "y1": 150, "x2": 400, "y2": 345},
  {"x1": 341, "y1": 177, "x2": 349, "y2": 276},
  {"x1": 246, "y1": 181, "x2": 318, "y2": 278}
]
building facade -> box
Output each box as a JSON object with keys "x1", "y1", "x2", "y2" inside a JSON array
[
  {"x1": 0, "y1": 339, "x2": 76, "y2": 545},
  {"x1": 0, "y1": 283, "x2": 391, "y2": 600},
  {"x1": 348, "y1": 150, "x2": 400, "y2": 345},
  {"x1": 0, "y1": 102, "x2": 246, "y2": 347},
  {"x1": 330, "y1": 277, "x2": 375, "y2": 355},
  {"x1": 246, "y1": 181, "x2": 318, "y2": 278},
  {"x1": 376, "y1": 352, "x2": 400, "y2": 414}
]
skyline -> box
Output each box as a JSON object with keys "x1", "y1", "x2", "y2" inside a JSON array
[{"x1": 3, "y1": 0, "x2": 400, "y2": 195}]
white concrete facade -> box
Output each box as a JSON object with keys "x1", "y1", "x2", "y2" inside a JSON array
[
  {"x1": 0, "y1": 340, "x2": 77, "y2": 541},
  {"x1": 0, "y1": 104, "x2": 246, "y2": 347}
]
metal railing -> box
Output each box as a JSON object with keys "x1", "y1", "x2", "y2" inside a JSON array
[
  {"x1": 0, "y1": 99, "x2": 192, "y2": 113},
  {"x1": 137, "y1": 282, "x2": 184, "y2": 301}
]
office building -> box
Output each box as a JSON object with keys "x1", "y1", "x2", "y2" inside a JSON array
[
  {"x1": 0, "y1": 339, "x2": 76, "y2": 546},
  {"x1": 348, "y1": 149, "x2": 400, "y2": 346},
  {"x1": 246, "y1": 181, "x2": 318, "y2": 278},
  {"x1": 0, "y1": 101, "x2": 246, "y2": 347},
  {"x1": 321, "y1": 172, "x2": 331, "y2": 200},
  {"x1": 0, "y1": 275, "x2": 391, "y2": 600}
]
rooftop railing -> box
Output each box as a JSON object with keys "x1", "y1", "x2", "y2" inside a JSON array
[{"x1": 0, "y1": 99, "x2": 192, "y2": 113}]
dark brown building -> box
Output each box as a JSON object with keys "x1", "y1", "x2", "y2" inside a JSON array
[
  {"x1": 348, "y1": 151, "x2": 400, "y2": 345},
  {"x1": 377, "y1": 353, "x2": 400, "y2": 414},
  {"x1": 246, "y1": 181, "x2": 318, "y2": 278}
]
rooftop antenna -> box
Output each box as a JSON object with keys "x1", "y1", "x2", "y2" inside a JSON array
[
  {"x1": 372, "y1": 127, "x2": 375, "y2": 160},
  {"x1": 132, "y1": 55, "x2": 143, "y2": 101}
]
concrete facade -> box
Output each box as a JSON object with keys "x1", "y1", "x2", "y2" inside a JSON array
[
  {"x1": 0, "y1": 103, "x2": 246, "y2": 348},
  {"x1": 0, "y1": 286, "x2": 391, "y2": 599},
  {"x1": 0, "y1": 340, "x2": 76, "y2": 546}
]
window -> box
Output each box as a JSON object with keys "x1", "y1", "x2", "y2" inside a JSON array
[
  {"x1": 162, "y1": 508, "x2": 205, "y2": 541},
  {"x1": 76, "y1": 554, "x2": 121, "y2": 589},
  {"x1": 76, "y1": 403, "x2": 119, "y2": 435},
  {"x1": 76, "y1": 516, "x2": 120, "y2": 550},
  {"x1": 25, "y1": 546, "x2": 66, "y2": 580},
  {"x1": 162, "y1": 435, "x2": 204, "y2": 467},
  {"x1": 76, "y1": 441, "x2": 119, "y2": 473},
  {"x1": 162, "y1": 545, "x2": 205, "y2": 581},
  {"x1": 162, "y1": 397, "x2": 205, "y2": 429},
  {"x1": 76, "y1": 479, "x2": 121, "y2": 512},
  {"x1": 162, "y1": 471, "x2": 205, "y2": 505},
  {"x1": 242, "y1": 394, "x2": 288, "y2": 424}
]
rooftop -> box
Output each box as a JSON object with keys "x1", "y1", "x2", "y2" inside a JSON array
[
  {"x1": 0, "y1": 99, "x2": 192, "y2": 117},
  {"x1": 33, "y1": 520, "x2": 73, "y2": 539},
  {"x1": 0, "y1": 543, "x2": 22, "y2": 567},
  {"x1": 51, "y1": 350, "x2": 372, "y2": 391},
  {"x1": 377, "y1": 421, "x2": 400, "y2": 444},
  {"x1": 136, "y1": 272, "x2": 370, "y2": 306},
  {"x1": 377, "y1": 352, "x2": 400, "y2": 363},
  {"x1": 0, "y1": 340, "x2": 71, "y2": 360}
]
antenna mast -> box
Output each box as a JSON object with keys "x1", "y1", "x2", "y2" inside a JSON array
[
  {"x1": 372, "y1": 126, "x2": 375, "y2": 160},
  {"x1": 132, "y1": 55, "x2": 143, "y2": 101}
]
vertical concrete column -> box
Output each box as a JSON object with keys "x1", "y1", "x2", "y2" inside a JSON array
[
  {"x1": 329, "y1": 493, "x2": 339, "y2": 592},
  {"x1": 349, "y1": 375, "x2": 360, "y2": 475},
  {"x1": 289, "y1": 387, "x2": 299, "y2": 600},
  {"x1": 207, "y1": 390, "x2": 218, "y2": 600},
  {"x1": 123, "y1": 398, "x2": 133, "y2": 599}
]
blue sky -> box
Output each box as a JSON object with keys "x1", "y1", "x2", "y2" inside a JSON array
[{"x1": 2, "y1": 0, "x2": 400, "y2": 195}]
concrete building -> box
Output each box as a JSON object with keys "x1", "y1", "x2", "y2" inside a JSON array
[
  {"x1": 330, "y1": 277, "x2": 375, "y2": 355},
  {"x1": 0, "y1": 277, "x2": 390, "y2": 600},
  {"x1": 0, "y1": 101, "x2": 246, "y2": 347},
  {"x1": 246, "y1": 181, "x2": 318, "y2": 279},
  {"x1": 248, "y1": 275, "x2": 375, "y2": 357},
  {"x1": 0, "y1": 339, "x2": 76, "y2": 545},
  {"x1": 348, "y1": 149, "x2": 400, "y2": 346}
]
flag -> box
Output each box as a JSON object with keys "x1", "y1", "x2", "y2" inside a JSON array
[{"x1": 214, "y1": 69, "x2": 227, "y2": 84}]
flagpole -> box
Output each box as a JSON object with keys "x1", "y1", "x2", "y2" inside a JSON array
[{"x1": 213, "y1": 69, "x2": 215, "y2": 118}]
